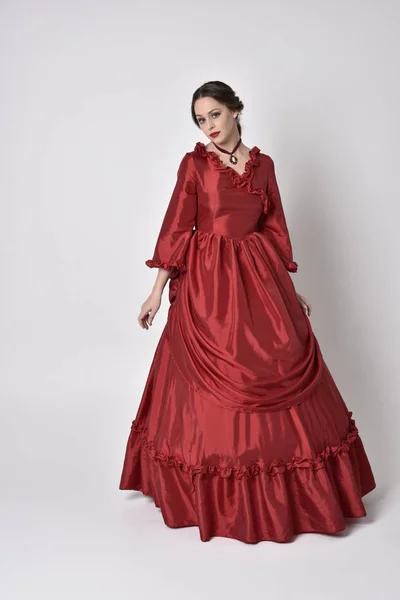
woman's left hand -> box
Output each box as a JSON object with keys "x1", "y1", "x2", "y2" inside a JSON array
[{"x1": 297, "y1": 292, "x2": 312, "y2": 317}]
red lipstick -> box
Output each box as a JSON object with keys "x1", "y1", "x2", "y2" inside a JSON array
[{"x1": 210, "y1": 132, "x2": 220, "y2": 138}]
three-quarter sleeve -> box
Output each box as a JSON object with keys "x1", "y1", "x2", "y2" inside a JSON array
[
  {"x1": 145, "y1": 152, "x2": 198, "y2": 278},
  {"x1": 260, "y1": 157, "x2": 298, "y2": 273}
]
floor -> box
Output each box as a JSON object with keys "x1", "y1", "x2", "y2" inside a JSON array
[{"x1": 1, "y1": 343, "x2": 397, "y2": 600}]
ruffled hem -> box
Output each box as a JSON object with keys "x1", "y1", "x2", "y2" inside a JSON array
[
  {"x1": 119, "y1": 411, "x2": 376, "y2": 543},
  {"x1": 145, "y1": 259, "x2": 187, "y2": 275},
  {"x1": 194, "y1": 142, "x2": 270, "y2": 214},
  {"x1": 127, "y1": 411, "x2": 359, "y2": 480}
]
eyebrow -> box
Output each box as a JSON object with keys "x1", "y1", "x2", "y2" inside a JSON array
[{"x1": 195, "y1": 108, "x2": 220, "y2": 117}]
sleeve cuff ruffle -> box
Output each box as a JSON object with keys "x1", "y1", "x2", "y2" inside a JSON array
[
  {"x1": 145, "y1": 259, "x2": 187, "y2": 274},
  {"x1": 285, "y1": 261, "x2": 298, "y2": 273}
]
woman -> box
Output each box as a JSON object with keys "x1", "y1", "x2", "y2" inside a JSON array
[{"x1": 119, "y1": 80, "x2": 376, "y2": 544}]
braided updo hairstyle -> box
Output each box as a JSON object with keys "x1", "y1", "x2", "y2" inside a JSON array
[{"x1": 191, "y1": 81, "x2": 244, "y2": 136}]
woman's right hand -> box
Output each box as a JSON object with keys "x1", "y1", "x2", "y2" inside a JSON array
[{"x1": 138, "y1": 292, "x2": 162, "y2": 329}]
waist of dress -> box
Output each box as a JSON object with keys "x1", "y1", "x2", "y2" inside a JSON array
[{"x1": 195, "y1": 227, "x2": 261, "y2": 241}]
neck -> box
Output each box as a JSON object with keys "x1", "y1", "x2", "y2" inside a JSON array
[{"x1": 213, "y1": 134, "x2": 242, "y2": 154}]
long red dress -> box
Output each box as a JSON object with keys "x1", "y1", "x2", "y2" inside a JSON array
[{"x1": 119, "y1": 141, "x2": 376, "y2": 543}]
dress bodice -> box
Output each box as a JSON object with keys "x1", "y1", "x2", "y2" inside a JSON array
[
  {"x1": 192, "y1": 142, "x2": 268, "y2": 239},
  {"x1": 145, "y1": 141, "x2": 298, "y2": 276}
]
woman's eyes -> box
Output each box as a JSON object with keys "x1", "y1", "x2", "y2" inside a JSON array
[{"x1": 198, "y1": 112, "x2": 220, "y2": 124}]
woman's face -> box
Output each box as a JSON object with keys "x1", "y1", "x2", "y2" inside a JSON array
[{"x1": 194, "y1": 97, "x2": 238, "y2": 145}]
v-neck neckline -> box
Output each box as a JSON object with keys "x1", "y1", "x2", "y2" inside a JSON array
[{"x1": 194, "y1": 141, "x2": 261, "y2": 180}]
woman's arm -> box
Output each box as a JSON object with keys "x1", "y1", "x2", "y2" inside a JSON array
[
  {"x1": 259, "y1": 158, "x2": 313, "y2": 316},
  {"x1": 145, "y1": 152, "x2": 198, "y2": 276},
  {"x1": 138, "y1": 267, "x2": 172, "y2": 329},
  {"x1": 260, "y1": 157, "x2": 298, "y2": 273},
  {"x1": 138, "y1": 152, "x2": 198, "y2": 329}
]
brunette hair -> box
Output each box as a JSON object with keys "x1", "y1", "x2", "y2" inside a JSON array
[{"x1": 191, "y1": 81, "x2": 244, "y2": 136}]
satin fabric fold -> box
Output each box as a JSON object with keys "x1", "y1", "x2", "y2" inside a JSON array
[
  {"x1": 119, "y1": 326, "x2": 376, "y2": 543},
  {"x1": 147, "y1": 143, "x2": 317, "y2": 411},
  {"x1": 167, "y1": 229, "x2": 323, "y2": 411}
]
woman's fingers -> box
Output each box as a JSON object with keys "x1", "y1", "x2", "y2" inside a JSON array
[
  {"x1": 297, "y1": 293, "x2": 312, "y2": 317},
  {"x1": 138, "y1": 309, "x2": 149, "y2": 329},
  {"x1": 138, "y1": 306, "x2": 158, "y2": 329}
]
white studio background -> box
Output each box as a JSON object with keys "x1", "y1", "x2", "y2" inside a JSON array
[{"x1": 1, "y1": 1, "x2": 399, "y2": 599}]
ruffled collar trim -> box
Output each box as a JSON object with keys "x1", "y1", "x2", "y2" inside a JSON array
[
  {"x1": 194, "y1": 141, "x2": 260, "y2": 182},
  {"x1": 194, "y1": 141, "x2": 268, "y2": 213}
]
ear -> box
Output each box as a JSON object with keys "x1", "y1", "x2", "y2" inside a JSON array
[{"x1": 232, "y1": 111, "x2": 239, "y2": 119}]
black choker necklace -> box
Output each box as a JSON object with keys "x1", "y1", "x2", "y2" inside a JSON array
[{"x1": 212, "y1": 138, "x2": 242, "y2": 165}]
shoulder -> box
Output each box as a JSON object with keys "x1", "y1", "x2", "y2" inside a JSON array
[
  {"x1": 258, "y1": 151, "x2": 274, "y2": 167},
  {"x1": 177, "y1": 146, "x2": 209, "y2": 179},
  {"x1": 177, "y1": 151, "x2": 197, "y2": 171},
  {"x1": 255, "y1": 152, "x2": 276, "y2": 179},
  {"x1": 175, "y1": 151, "x2": 199, "y2": 184}
]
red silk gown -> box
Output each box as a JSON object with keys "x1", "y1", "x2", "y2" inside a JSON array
[{"x1": 119, "y1": 142, "x2": 376, "y2": 543}]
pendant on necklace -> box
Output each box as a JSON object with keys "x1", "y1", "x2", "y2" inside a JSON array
[{"x1": 230, "y1": 154, "x2": 238, "y2": 164}]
